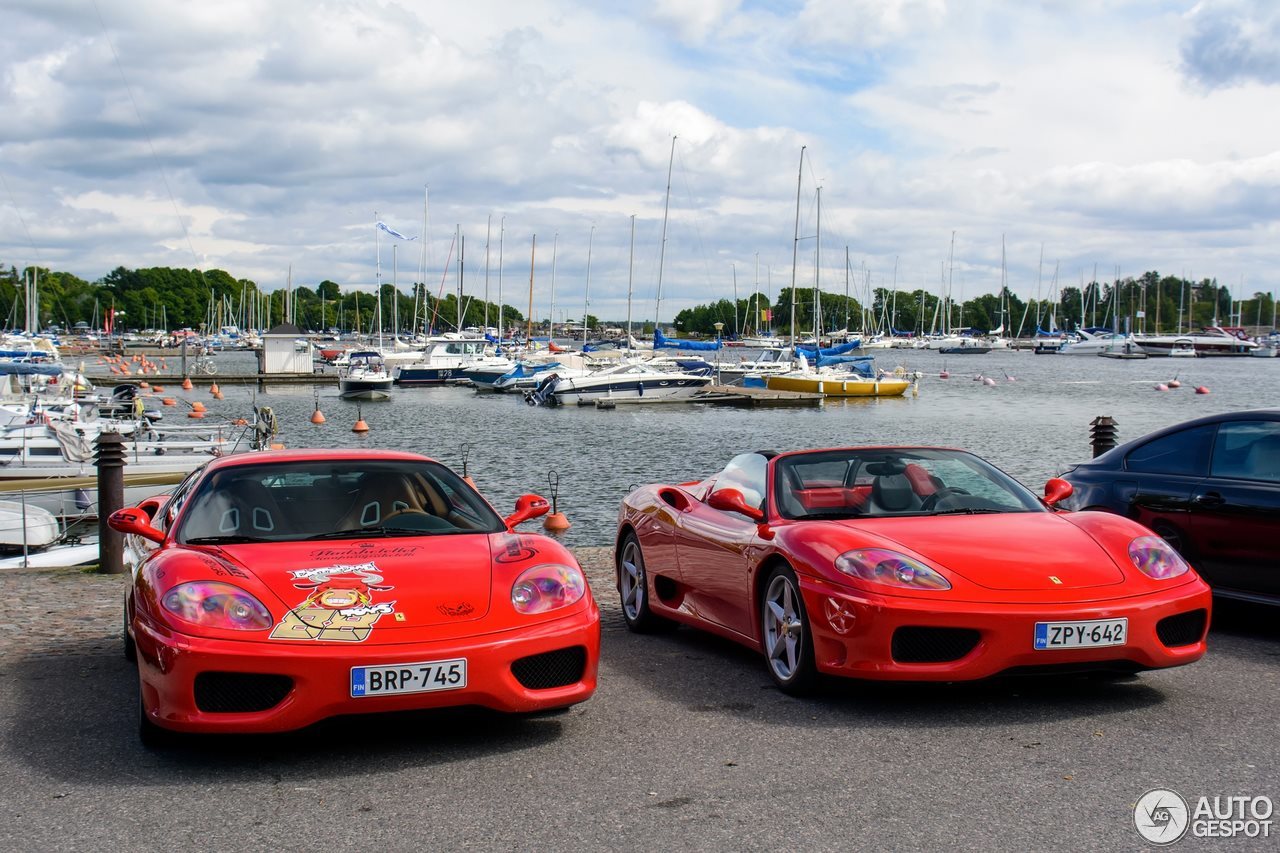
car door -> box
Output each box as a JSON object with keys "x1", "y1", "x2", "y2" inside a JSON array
[
  {"x1": 1117, "y1": 425, "x2": 1215, "y2": 561},
  {"x1": 1186, "y1": 420, "x2": 1280, "y2": 598},
  {"x1": 673, "y1": 453, "x2": 767, "y2": 638}
]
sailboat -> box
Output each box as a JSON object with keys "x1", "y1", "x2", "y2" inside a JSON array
[{"x1": 764, "y1": 149, "x2": 909, "y2": 398}]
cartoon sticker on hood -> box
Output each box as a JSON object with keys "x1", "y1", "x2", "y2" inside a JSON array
[{"x1": 270, "y1": 561, "x2": 397, "y2": 642}]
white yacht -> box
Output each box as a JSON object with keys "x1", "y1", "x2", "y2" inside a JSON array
[
  {"x1": 526, "y1": 362, "x2": 713, "y2": 406},
  {"x1": 338, "y1": 351, "x2": 393, "y2": 400}
]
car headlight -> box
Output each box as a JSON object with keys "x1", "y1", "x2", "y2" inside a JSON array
[
  {"x1": 834, "y1": 549, "x2": 951, "y2": 591},
  {"x1": 511, "y1": 564, "x2": 586, "y2": 614},
  {"x1": 1128, "y1": 536, "x2": 1190, "y2": 580},
  {"x1": 161, "y1": 581, "x2": 273, "y2": 630}
]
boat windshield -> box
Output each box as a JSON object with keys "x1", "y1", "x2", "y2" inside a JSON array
[
  {"x1": 773, "y1": 448, "x2": 1045, "y2": 520},
  {"x1": 176, "y1": 459, "x2": 506, "y2": 543}
]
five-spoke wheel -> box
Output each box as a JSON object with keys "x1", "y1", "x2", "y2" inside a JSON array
[
  {"x1": 761, "y1": 564, "x2": 817, "y2": 694},
  {"x1": 617, "y1": 533, "x2": 673, "y2": 633}
]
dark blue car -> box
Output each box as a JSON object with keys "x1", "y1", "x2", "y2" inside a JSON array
[{"x1": 1060, "y1": 409, "x2": 1280, "y2": 606}]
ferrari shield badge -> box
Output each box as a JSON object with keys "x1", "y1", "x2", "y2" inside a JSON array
[{"x1": 270, "y1": 561, "x2": 396, "y2": 642}]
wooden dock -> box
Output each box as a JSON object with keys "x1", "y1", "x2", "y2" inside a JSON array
[
  {"x1": 592, "y1": 385, "x2": 823, "y2": 409},
  {"x1": 84, "y1": 372, "x2": 338, "y2": 387}
]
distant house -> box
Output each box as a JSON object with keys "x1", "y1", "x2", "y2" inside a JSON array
[{"x1": 259, "y1": 323, "x2": 313, "y2": 374}]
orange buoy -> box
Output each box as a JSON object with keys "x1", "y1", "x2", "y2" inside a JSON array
[
  {"x1": 269, "y1": 442, "x2": 285, "y2": 450},
  {"x1": 209, "y1": 383, "x2": 220, "y2": 395},
  {"x1": 1155, "y1": 383, "x2": 1169, "y2": 391},
  {"x1": 151, "y1": 385, "x2": 164, "y2": 392},
  {"x1": 191, "y1": 401, "x2": 206, "y2": 412},
  {"x1": 543, "y1": 512, "x2": 571, "y2": 532},
  {"x1": 311, "y1": 408, "x2": 326, "y2": 424},
  {"x1": 212, "y1": 390, "x2": 224, "y2": 400},
  {"x1": 181, "y1": 377, "x2": 193, "y2": 390},
  {"x1": 140, "y1": 381, "x2": 150, "y2": 389},
  {"x1": 187, "y1": 410, "x2": 205, "y2": 418},
  {"x1": 352, "y1": 417, "x2": 369, "y2": 433},
  {"x1": 1195, "y1": 385, "x2": 1210, "y2": 395},
  {"x1": 233, "y1": 417, "x2": 248, "y2": 426},
  {"x1": 1168, "y1": 379, "x2": 1182, "y2": 388},
  {"x1": 939, "y1": 370, "x2": 949, "y2": 379},
  {"x1": 162, "y1": 397, "x2": 176, "y2": 406}
]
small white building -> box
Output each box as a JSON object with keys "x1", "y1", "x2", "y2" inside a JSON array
[{"x1": 259, "y1": 323, "x2": 313, "y2": 374}]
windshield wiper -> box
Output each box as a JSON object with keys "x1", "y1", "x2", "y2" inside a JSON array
[
  {"x1": 930, "y1": 508, "x2": 1006, "y2": 516},
  {"x1": 185, "y1": 535, "x2": 274, "y2": 545},
  {"x1": 788, "y1": 512, "x2": 861, "y2": 521}
]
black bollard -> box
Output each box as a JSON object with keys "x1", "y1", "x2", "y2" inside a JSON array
[
  {"x1": 1090, "y1": 415, "x2": 1119, "y2": 458},
  {"x1": 96, "y1": 431, "x2": 127, "y2": 574}
]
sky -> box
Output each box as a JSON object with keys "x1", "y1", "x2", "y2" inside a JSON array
[{"x1": 3, "y1": 0, "x2": 1280, "y2": 326}]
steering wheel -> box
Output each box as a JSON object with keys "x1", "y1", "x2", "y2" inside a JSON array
[
  {"x1": 380, "y1": 509, "x2": 454, "y2": 532},
  {"x1": 920, "y1": 487, "x2": 971, "y2": 511}
]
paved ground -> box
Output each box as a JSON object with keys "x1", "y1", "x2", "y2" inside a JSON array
[{"x1": 2, "y1": 549, "x2": 1277, "y2": 852}]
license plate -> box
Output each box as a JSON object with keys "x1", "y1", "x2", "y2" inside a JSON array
[
  {"x1": 1034, "y1": 618, "x2": 1127, "y2": 650},
  {"x1": 350, "y1": 658, "x2": 467, "y2": 697}
]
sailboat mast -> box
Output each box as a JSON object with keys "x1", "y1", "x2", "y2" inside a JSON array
[
  {"x1": 844, "y1": 246, "x2": 850, "y2": 335},
  {"x1": 790, "y1": 146, "x2": 805, "y2": 348},
  {"x1": 497, "y1": 216, "x2": 505, "y2": 341},
  {"x1": 549, "y1": 232, "x2": 558, "y2": 341},
  {"x1": 484, "y1": 215, "x2": 491, "y2": 334},
  {"x1": 732, "y1": 263, "x2": 739, "y2": 339},
  {"x1": 814, "y1": 186, "x2": 822, "y2": 343},
  {"x1": 655, "y1": 136, "x2": 676, "y2": 331},
  {"x1": 526, "y1": 235, "x2": 537, "y2": 344},
  {"x1": 626, "y1": 215, "x2": 635, "y2": 347},
  {"x1": 374, "y1": 212, "x2": 382, "y2": 347},
  {"x1": 583, "y1": 225, "x2": 594, "y2": 348}
]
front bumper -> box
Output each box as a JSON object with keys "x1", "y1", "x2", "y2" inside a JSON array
[
  {"x1": 136, "y1": 603, "x2": 600, "y2": 733},
  {"x1": 800, "y1": 575, "x2": 1211, "y2": 681}
]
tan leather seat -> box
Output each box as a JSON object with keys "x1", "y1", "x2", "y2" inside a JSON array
[{"x1": 336, "y1": 473, "x2": 445, "y2": 529}]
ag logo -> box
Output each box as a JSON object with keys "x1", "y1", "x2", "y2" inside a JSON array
[{"x1": 1135, "y1": 788, "x2": 1190, "y2": 845}]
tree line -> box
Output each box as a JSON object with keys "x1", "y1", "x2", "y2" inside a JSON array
[
  {"x1": 0, "y1": 263, "x2": 532, "y2": 335},
  {"x1": 673, "y1": 273, "x2": 1277, "y2": 337}
]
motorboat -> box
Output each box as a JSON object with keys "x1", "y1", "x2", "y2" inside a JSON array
[
  {"x1": 937, "y1": 338, "x2": 992, "y2": 355},
  {"x1": 392, "y1": 336, "x2": 489, "y2": 386},
  {"x1": 338, "y1": 351, "x2": 393, "y2": 400},
  {"x1": 1167, "y1": 339, "x2": 1198, "y2": 358},
  {"x1": 1057, "y1": 329, "x2": 1137, "y2": 356},
  {"x1": 761, "y1": 353, "x2": 912, "y2": 398},
  {"x1": 525, "y1": 362, "x2": 713, "y2": 406},
  {"x1": 1136, "y1": 327, "x2": 1258, "y2": 356},
  {"x1": 1098, "y1": 340, "x2": 1148, "y2": 359}
]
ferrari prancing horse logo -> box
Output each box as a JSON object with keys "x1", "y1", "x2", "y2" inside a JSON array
[{"x1": 1049, "y1": 576, "x2": 1063, "y2": 585}]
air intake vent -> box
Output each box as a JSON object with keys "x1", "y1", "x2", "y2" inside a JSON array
[
  {"x1": 511, "y1": 647, "x2": 587, "y2": 689},
  {"x1": 194, "y1": 672, "x2": 293, "y2": 713},
  {"x1": 891, "y1": 627, "x2": 981, "y2": 663},
  {"x1": 1156, "y1": 609, "x2": 1208, "y2": 648}
]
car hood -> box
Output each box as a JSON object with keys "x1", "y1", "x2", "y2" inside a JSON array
[
  {"x1": 210, "y1": 535, "x2": 493, "y2": 635},
  {"x1": 855, "y1": 512, "x2": 1127, "y2": 591}
]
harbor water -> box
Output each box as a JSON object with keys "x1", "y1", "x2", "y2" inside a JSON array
[{"x1": 192, "y1": 349, "x2": 1278, "y2": 546}]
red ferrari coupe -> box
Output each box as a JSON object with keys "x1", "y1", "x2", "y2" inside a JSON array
[
  {"x1": 111, "y1": 449, "x2": 599, "y2": 744},
  {"x1": 615, "y1": 447, "x2": 1210, "y2": 694}
]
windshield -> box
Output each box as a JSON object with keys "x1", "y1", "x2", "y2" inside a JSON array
[
  {"x1": 773, "y1": 448, "x2": 1045, "y2": 520},
  {"x1": 176, "y1": 459, "x2": 505, "y2": 543}
]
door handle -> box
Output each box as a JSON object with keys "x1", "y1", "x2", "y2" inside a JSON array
[{"x1": 1192, "y1": 492, "x2": 1225, "y2": 507}]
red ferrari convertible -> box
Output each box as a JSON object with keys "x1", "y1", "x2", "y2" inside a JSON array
[
  {"x1": 615, "y1": 447, "x2": 1210, "y2": 694},
  {"x1": 111, "y1": 449, "x2": 599, "y2": 744}
]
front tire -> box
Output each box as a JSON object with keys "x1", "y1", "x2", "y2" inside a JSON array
[
  {"x1": 617, "y1": 533, "x2": 674, "y2": 633},
  {"x1": 122, "y1": 598, "x2": 136, "y2": 663},
  {"x1": 760, "y1": 565, "x2": 817, "y2": 695}
]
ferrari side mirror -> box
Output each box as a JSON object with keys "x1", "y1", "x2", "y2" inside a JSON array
[
  {"x1": 505, "y1": 493, "x2": 550, "y2": 529},
  {"x1": 707, "y1": 488, "x2": 765, "y2": 522},
  {"x1": 108, "y1": 507, "x2": 166, "y2": 544},
  {"x1": 1043, "y1": 477, "x2": 1074, "y2": 508}
]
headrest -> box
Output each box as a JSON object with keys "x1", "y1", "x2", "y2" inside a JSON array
[
  {"x1": 872, "y1": 474, "x2": 915, "y2": 511},
  {"x1": 865, "y1": 460, "x2": 907, "y2": 476}
]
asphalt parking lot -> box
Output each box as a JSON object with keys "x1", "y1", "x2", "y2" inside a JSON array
[{"x1": 2, "y1": 550, "x2": 1277, "y2": 852}]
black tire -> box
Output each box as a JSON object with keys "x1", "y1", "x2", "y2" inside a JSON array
[
  {"x1": 760, "y1": 564, "x2": 817, "y2": 695},
  {"x1": 616, "y1": 533, "x2": 675, "y2": 633},
  {"x1": 123, "y1": 597, "x2": 137, "y2": 664}
]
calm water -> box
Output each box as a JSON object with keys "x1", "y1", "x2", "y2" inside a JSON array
[{"x1": 195, "y1": 349, "x2": 1279, "y2": 546}]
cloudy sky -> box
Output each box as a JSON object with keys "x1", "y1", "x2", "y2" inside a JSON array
[{"x1": 3, "y1": 0, "x2": 1279, "y2": 325}]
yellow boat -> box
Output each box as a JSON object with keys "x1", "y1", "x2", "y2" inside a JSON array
[{"x1": 764, "y1": 373, "x2": 911, "y2": 397}]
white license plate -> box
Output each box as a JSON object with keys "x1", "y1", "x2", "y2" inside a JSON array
[
  {"x1": 350, "y1": 658, "x2": 467, "y2": 697},
  {"x1": 1034, "y1": 618, "x2": 1127, "y2": 650}
]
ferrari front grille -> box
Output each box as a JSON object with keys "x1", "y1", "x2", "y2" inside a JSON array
[
  {"x1": 511, "y1": 646, "x2": 587, "y2": 690},
  {"x1": 193, "y1": 672, "x2": 294, "y2": 713},
  {"x1": 1156, "y1": 609, "x2": 1208, "y2": 648},
  {"x1": 891, "y1": 627, "x2": 981, "y2": 663}
]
